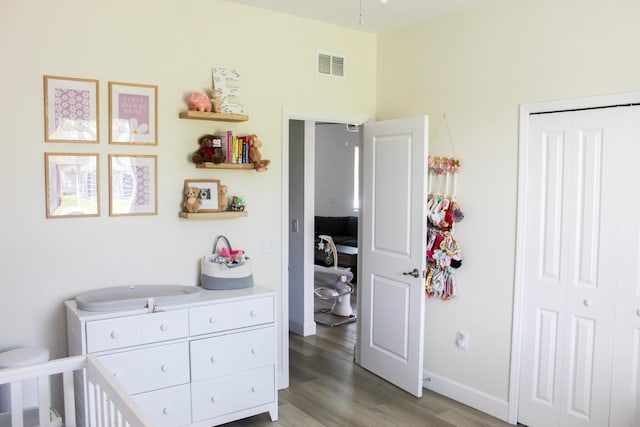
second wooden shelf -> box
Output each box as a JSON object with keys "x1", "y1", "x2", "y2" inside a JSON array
[
  {"x1": 195, "y1": 163, "x2": 253, "y2": 170},
  {"x1": 179, "y1": 211, "x2": 248, "y2": 219}
]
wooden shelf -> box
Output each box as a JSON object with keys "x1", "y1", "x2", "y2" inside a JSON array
[
  {"x1": 179, "y1": 111, "x2": 249, "y2": 122},
  {"x1": 179, "y1": 211, "x2": 248, "y2": 219},
  {"x1": 196, "y1": 162, "x2": 253, "y2": 170}
]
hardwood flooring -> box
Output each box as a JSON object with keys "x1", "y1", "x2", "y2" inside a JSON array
[{"x1": 222, "y1": 295, "x2": 511, "y2": 427}]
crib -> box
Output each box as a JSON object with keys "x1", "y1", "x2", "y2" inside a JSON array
[{"x1": 0, "y1": 354, "x2": 154, "y2": 427}]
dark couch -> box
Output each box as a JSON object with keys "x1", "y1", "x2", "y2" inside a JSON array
[{"x1": 314, "y1": 216, "x2": 358, "y2": 248}]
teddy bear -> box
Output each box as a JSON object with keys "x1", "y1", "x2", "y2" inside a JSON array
[
  {"x1": 192, "y1": 135, "x2": 224, "y2": 164},
  {"x1": 183, "y1": 187, "x2": 202, "y2": 213},
  {"x1": 248, "y1": 134, "x2": 270, "y2": 172},
  {"x1": 209, "y1": 89, "x2": 223, "y2": 113},
  {"x1": 218, "y1": 184, "x2": 229, "y2": 211}
]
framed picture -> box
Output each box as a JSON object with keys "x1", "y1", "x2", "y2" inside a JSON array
[
  {"x1": 44, "y1": 153, "x2": 100, "y2": 218},
  {"x1": 109, "y1": 82, "x2": 158, "y2": 145},
  {"x1": 44, "y1": 76, "x2": 99, "y2": 143},
  {"x1": 184, "y1": 179, "x2": 221, "y2": 212},
  {"x1": 109, "y1": 154, "x2": 158, "y2": 216}
]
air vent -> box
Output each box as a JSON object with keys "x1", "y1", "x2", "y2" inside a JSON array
[{"x1": 318, "y1": 53, "x2": 345, "y2": 77}]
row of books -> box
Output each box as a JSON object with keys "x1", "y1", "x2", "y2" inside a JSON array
[{"x1": 214, "y1": 131, "x2": 252, "y2": 164}]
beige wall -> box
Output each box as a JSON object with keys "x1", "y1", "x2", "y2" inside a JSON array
[
  {"x1": 0, "y1": 0, "x2": 376, "y2": 376},
  {"x1": 378, "y1": 0, "x2": 640, "y2": 412}
]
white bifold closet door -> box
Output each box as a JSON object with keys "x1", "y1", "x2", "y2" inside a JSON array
[{"x1": 517, "y1": 106, "x2": 640, "y2": 427}]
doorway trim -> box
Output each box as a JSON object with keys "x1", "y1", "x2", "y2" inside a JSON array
[
  {"x1": 280, "y1": 107, "x2": 373, "y2": 389},
  {"x1": 507, "y1": 90, "x2": 640, "y2": 424}
]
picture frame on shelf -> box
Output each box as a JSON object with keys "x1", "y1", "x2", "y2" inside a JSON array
[
  {"x1": 184, "y1": 179, "x2": 221, "y2": 212},
  {"x1": 109, "y1": 82, "x2": 158, "y2": 145},
  {"x1": 44, "y1": 76, "x2": 99, "y2": 143},
  {"x1": 109, "y1": 154, "x2": 158, "y2": 216},
  {"x1": 44, "y1": 153, "x2": 100, "y2": 218}
]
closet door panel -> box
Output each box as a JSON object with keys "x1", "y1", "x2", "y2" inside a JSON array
[{"x1": 609, "y1": 106, "x2": 640, "y2": 427}]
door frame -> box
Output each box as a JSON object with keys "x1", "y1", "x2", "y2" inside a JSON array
[
  {"x1": 280, "y1": 108, "x2": 373, "y2": 388},
  {"x1": 508, "y1": 90, "x2": 640, "y2": 424}
]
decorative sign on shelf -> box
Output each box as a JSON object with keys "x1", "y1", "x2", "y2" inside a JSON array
[{"x1": 212, "y1": 67, "x2": 245, "y2": 115}]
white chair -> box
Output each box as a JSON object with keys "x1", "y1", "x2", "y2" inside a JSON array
[{"x1": 314, "y1": 235, "x2": 356, "y2": 326}]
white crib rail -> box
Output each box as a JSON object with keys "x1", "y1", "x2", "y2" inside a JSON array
[{"x1": 0, "y1": 354, "x2": 154, "y2": 427}]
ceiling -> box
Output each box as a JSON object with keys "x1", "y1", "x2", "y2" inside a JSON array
[{"x1": 221, "y1": 0, "x2": 489, "y2": 34}]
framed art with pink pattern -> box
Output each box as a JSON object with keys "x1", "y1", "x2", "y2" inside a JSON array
[
  {"x1": 109, "y1": 82, "x2": 158, "y2": 145},
  {"x1": 44, "y1": 76, "x2": 99, "y2": 143},
  {"x1": 109, "y1": 154, "x2": 158, "y2": 216}
]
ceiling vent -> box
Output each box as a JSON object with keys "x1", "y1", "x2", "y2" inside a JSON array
[{"x1": 318, "y1": 53, "x2": 345, "y2": 77}]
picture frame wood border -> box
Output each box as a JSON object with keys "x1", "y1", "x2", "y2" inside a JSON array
[
  {"x1": 44, "y1": 152, "x2": 100, "y2": 218},
  {"x1": 109, "y1": 154, "x2": 158, "y2": 216},
  {"x1": 109, "y1": 81, "x2": 158, "y2": 145},
  {"x1": 184, "y1": 179, "x2": 222, "y2": 212},
  {"x1": 44, "y1": 75, "x2": 99, "y2": 143}
]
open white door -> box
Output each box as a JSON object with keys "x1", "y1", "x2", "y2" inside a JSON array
[{"x1": 358, "y1": 116, "x2": 428, "y2": 397}]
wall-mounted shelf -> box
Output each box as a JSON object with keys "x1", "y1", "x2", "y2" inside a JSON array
[
  {"x1": 179, "y1": 111, "x2": 249, "y2": 122},
  {"x1": 179, "y1": 211, "x2": 248, "y2": 219},
  {"x1": 195, "y1": 162, "x2": 253, "y2": 170}
]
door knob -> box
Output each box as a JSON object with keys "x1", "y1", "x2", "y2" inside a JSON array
[{"x1": 403, "y1": 268, "x2": 420, "y2": 278}]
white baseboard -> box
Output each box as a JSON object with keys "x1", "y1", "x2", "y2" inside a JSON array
[
  {"x1": 288, "y1": 319, "x2": 316, "y2": 337},
  {"x1": 422, "y1": 370, "x2": 511, "y2": 424}
]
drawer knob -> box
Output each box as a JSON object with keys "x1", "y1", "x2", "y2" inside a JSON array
[
  {"x1": 251, "y1": 347, "x2": 257, "y2": 355},
  {"x1": 210, "y1": 355, "x2": 217, "y2": 363},
  {"x1": 636, "y1": 309, "x2": 640, "y2": 317},
  {"x1": 160, "y1": 323, "x2": 169, "y2": 331},
  {"x1": 250, "y1": 310, "x2": 256, "y2": 317},
  {"x1": 209, "y1": 316, "x2": 215, "y2": 324},
  {"x1": 161, "y1": 363, "x2": 169, "y2": 372},
  {"x1": 113, "y1": 372, "x2": 120, "y2": 379},
  {"x1": 251, "y1": 385, "x2": 258, "y2": 393},
  {"x1": 110, "y1": 330, "x2": 119, "y2": 339},
  {"x1": 163, "y1": 407, "x2": 170, "y2": 415},
  {"x1": 583, "y1": 299, "x2": 593, "y2": 307},
  {"x1": 211, "y1": 395, "x2": 218, "y2": 403}
]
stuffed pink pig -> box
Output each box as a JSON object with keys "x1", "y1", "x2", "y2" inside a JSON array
[{"x1": 189, "y1": 92, "x2": 212, "y2": 112}]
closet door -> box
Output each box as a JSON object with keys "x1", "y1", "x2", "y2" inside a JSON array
[
  {"x1": 517, "y1": 108, "x2": 622, "y2": 427},
  {"x1": 609, "y1": 106, "x2": 640, "y2": 427}
]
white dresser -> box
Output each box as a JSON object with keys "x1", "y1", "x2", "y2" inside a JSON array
[{"x1": 65, "y1": 286, "x2": 278, "y2": 427}]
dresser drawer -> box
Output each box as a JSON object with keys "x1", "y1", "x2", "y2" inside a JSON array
[
  {"x1": 133, "y1": 384, "x2": 191, "y2": 427},
  {"x1": 97, "y1": 342, "x2": 190, "y2": 395},
  {"x1": 190, "y1": 327, "x2": 275, "y2": 381},
  {"x1": 86, "y1": 310, "x2": 188, "y2": 352},
  {"x1": 189, "y1": 296, "x2": 274, "y2": 336},
  {"x1": 191, "y1": 365, "x2": 275, "y2": 422}
]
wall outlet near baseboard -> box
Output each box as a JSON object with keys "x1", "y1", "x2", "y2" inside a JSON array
[{"x1": 456, "y1": 331, "x2": 469, "y2": 351}]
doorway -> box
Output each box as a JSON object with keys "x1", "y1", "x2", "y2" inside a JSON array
[{"x1": 509, "y1": 92, "x2": 640, "y2": 426}]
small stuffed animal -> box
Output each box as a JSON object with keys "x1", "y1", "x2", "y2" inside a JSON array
[
  {"x1": 192, "y1": 135, "x2": 223, "y2": 164},
  {"x1": 188, "y1": 92, "x2": 212, "y2": 112},
  {"x1": 248, "y1": 134, "x2": 271, "y2": 172},
  {"x1": 209, "y1": 89, "x2": 223, "y2": 113},
  {"x1": 183, "y1": 187, "x2": 202, "y2": 213},
  {"x1": 218, "y1": 185, "x2": 229, "y2": 211}
]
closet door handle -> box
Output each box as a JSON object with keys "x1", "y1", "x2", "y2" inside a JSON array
[{"x1": 403, "y1": 268, "x2": 420, "y2": 278}]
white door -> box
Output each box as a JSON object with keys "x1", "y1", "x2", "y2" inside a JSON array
[
  {"x1": 359, "y1": 116, "x2": 427, "y2": 397},
  {"x1": 609, "y1": 106, "x2": 640, "y2": 427},
  {"x1": 517, "y1": 108, "x2": 622, "y2": 426}
]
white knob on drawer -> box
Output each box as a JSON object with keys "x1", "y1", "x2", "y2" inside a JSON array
[
  {"x1": 251, "y1": 385, "x2": 258, "y2": 393},
  {"x1": 636, "y1": 309, "x2": 640, "y2": 317},
  {"x1": 163, "y1": 407, "x2": 170, "y2": 415},
  {"x1": 251, "y1": 347, "x2": 257, "y2": 355},
  {"x1": 250, "y1": 310, "x2": 256, "y2": 317},
  {"x1": 161, "y1": 363, "x2": 169, "y2": 372},
  {"x1": 160, "y1": 323, "x2": 169, "y2": 331},
  {"x1": 110, "y1": 330, "x2": 119, "y2": 339},
  {"x1": 583, "y1": 299, "x2": 593, "y2": 307},
  {"x1": 209, "y1": 316, "x2": 215, "y2": 324},
  {"x1": 210, "y1": 355, "x2": 217, "y2": 363},
  {"x1": 211, "y1": 395, "x2": 218, "y2": 403},
  {"x1": 113, "y1": 372, "x2": 120, "y2": 379}
]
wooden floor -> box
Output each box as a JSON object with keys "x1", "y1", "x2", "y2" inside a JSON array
[{"x1": 222, "y1": 295, "x2": 511, "y2": 427}]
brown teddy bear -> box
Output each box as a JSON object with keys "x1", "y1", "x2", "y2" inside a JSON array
[
  {"x1": 248, "y1": 134, "x2": 270, "y2": 172},
  {"x1": 192, "y1": 135, "x2": 224, "y2": 164},
  {"x1": 183, "y1": 187, "x2": 202, "y2": 213}
]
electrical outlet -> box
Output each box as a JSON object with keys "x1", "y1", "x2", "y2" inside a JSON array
[
  {"x1": 456, "y1": 331, "x2": 469, "y2": 351},
  {"x1": 262, "y1": 238, "x2": 277, "y2": 253}
]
